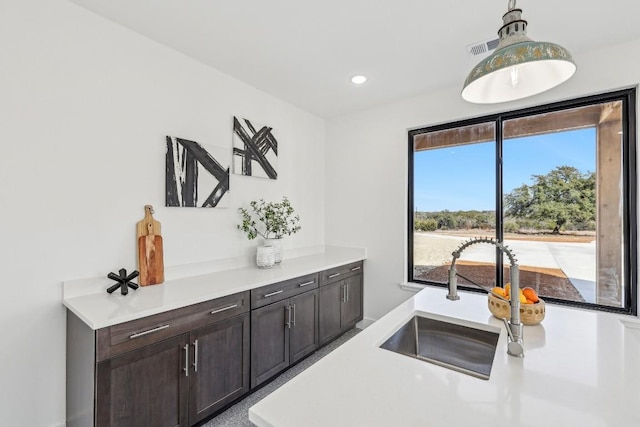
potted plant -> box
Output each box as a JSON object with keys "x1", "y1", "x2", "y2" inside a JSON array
[{"x1": 237, "y1": 196, "x2": 301, "y2": 265}]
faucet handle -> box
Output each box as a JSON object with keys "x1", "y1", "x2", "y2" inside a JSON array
[
  {"x1": 508, "y1": 340, "x2": 525, "y2": 357},
  {"x1": 501, "y1": 318, "x2": 514, "y2": 341},
  {"x1": 501, "y1": 317, "x2": 524, "y2": 357}
]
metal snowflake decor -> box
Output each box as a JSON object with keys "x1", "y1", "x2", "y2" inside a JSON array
[{"x1": 107, "y1": 268, "x2": 140, "y2": 295}]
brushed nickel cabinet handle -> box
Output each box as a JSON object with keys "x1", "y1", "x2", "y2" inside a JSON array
[
  {"x1": 211, "y1": 304, "x2": 238, "y2": 314},
  {"x1": 350, "y1": 266, "x2": 361, "y2": 272},
  {"x1": 291, "y1": 304, "x2": 296, "y2": 327},
  {"x1": 183, "y1": 344, "x2": 189, "y2": 377},
  {"x1": 346, "y1": 283, "x2": 350, "y2": 302},
  {"x1": 342, "y1": 284, "x2": 347, "y2": 303},
  {"x1": 264, "y1": 290, "x2": 284, "y2": 298},
  {"x1": 129, "y1": 324, "x2": 170, "y2": 339},
  {"x1": 285, "y1": 306, "x2": 292, "y2": 329},
  {"x1": 298, "y1": 280, "x2": 315, "y2": 287},
  {"x1": 328, "y1": 273, "x2": 341, "y2": 279},
  {"x1": 192, "y1": 340, "x2": 198, "y2": 373}
]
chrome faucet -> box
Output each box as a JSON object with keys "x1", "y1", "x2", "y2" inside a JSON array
[{"x1": 446, "y1": 237, "x2": 524, "y2": 358}]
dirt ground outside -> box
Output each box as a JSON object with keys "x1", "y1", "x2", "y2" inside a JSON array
[
  {"x1": 413, "y1": 230, "x2": 590, "y2": 302},
  {"x1": 430, "y1": 229, "x2": 596, "y2": 243}
]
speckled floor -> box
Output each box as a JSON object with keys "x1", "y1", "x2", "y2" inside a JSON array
[{"x1": 202, "y1": 328, "x2": 361, "y2": 427}]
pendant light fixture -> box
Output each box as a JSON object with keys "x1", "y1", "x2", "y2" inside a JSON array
[{"x1": 461, "y1": 0, "x2": 576, "y2": 104}]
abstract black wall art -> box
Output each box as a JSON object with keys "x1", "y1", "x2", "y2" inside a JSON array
[
  {"x1": 232, "y1": 116, "x2": 278, "y2": 179},
  {"x1": 166, "y1": 136, "x2": 230, "y2": 208}
]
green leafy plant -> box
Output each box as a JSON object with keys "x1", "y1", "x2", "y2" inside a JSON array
[{"x1": 237, "y1": 196, "x2": 301, "y2": 240}]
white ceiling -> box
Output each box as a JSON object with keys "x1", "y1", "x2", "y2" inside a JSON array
[{"x1": 71, "y1": 0, "x2": 640, "y2": 118}]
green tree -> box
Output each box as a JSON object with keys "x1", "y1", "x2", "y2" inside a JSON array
[
  {"x1": 436, "y1": 210, "x2": 456, "y2": 229},
  {"x1": 504, "y1": 165, "x2": 595, "y2": 233}
]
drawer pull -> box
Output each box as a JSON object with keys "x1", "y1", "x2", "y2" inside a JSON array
[
  {"x1": 298, "y1": 280, "x2": 315, "y2": 287},
  {"x1": 210, "y1": 304, "x2": 238, "y2": 314},
  {"x1": 350, "y1": 266, "x2": 361, "y2": 272},
  {"x1": 129, "y1": 324, "x2": 170, "y2": 339},
  {"x1": 328, "y1": 273, "x2": 341, "y2": 279},
  {"x1": 264, "y1": 290, "x2": 284, "y2": 298}
]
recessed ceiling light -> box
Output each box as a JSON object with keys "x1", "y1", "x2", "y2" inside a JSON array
[{"x1": 351, "y1": 75, "x2": 367, "y2": 85}]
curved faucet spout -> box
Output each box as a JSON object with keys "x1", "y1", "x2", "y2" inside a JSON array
[{"x1": 446, "y1": 237, "x2": 524, "y2": 358}]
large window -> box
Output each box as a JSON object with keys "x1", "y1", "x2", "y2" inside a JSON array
[{"x1": 408, "y1": 89, "x2": 637, "y2": 314}]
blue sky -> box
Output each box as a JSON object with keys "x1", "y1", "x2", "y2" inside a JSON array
[{"x1": 413, "y1": 127, "x2": 596, "y2": 212}]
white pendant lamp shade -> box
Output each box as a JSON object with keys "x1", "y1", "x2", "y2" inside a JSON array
[{"x1": 462, "y1": 1, "x2": 576, "y2": 104}]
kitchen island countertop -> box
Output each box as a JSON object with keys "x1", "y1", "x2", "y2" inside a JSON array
[{"x1": 250, "y1": 286, "x2": 640, "y2": 427}]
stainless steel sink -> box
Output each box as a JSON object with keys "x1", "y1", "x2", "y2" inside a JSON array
[{"x1": 380, "y1": 315, "x2": 500, "y2": 380}]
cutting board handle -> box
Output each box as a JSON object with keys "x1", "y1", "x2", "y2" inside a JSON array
[
  {"x1": 137, "y1": 204, "x2": 162, "y2": 238},
  {"x1": 144, "y1": 205, "x2": 154, "y2": 220},
  {"x1": 144, "y1": 206, "x2": 155, "y2": 235}
]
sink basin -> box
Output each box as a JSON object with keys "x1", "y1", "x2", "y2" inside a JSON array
[{"x1": 380, "y1": 314, "x2": 500, "y2": 380}]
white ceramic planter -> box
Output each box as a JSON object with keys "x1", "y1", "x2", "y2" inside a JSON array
[{"x1": 256, "y1": 245, "x2": 275, "y2": 269}]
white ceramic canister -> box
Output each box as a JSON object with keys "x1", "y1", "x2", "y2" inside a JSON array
[{"x1": 264, "y1": 238, "x2": 283, "y2": 264}]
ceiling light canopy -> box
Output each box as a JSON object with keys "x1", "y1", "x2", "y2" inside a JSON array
[{"x1": 461, "y1": 0, "x2": 576, "y2": 104}]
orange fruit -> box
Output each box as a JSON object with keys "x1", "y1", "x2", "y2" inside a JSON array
[
  {"x1": 491, "y1": 287, "x2": 506, "y2": 297},
  {"x1": 504, "y1": 283, "x2": 511, "y2": 296},
  {"x1": 522, "y1": 287, "x2": 539, "y2": 303}
]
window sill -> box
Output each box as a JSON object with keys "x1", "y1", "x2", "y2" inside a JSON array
[{"x1": 399, "y1": 281, "x2": 427, "y2": 292}]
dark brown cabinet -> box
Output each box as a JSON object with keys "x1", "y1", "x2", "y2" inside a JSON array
[
  {"x1": 289, "y1": 289, "x2": 320, "y2": 363},
  {"x1": 96, "y1": 333, "x2": 189, "y2": 427},
  {"x1": 251, "y1": 298, "x2": 291, "y2": 387},
  {"x1": 67, "y1": 261, "x2": 362, "y2": 427},
  {"x1": 188, "y1": 312, "x2": 250, "y2": 424},
  {"x1": 318, "y1": 281, "x2": 343, "y2": 345},
  {"x1": 69, "y1": 291, "x2": 251, "y2": 427},
  {"x1": 318, "y1": 261, "x2": 364, "y2": 346},
  {"x1": 342, "y1": 273, "x2": 363, "y2": 327},
  {"x1": 250, "y1": 274, "x2": 319, "y2": 388}
]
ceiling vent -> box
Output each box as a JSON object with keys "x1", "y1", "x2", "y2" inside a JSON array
[{"x1": 466, "y1": 37, "x2": 500, "y2": 58}]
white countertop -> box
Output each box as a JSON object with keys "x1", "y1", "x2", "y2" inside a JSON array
[
  {"x1": 62, "y1": 246, "x2": 366, "y2": 330},
  {"x1": 249, "y1": 286, "x2": 640, "y2": 427}
]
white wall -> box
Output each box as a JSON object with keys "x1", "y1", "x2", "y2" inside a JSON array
[
  {"x1": 0, "y1": 1, "x2": 324, "y2": 426},
  {"x1": 325, "y1": 39, "x2": 640, "y2": 322}
]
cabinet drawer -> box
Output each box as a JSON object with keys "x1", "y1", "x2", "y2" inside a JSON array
[
  {"x1": 319, "y1": 261, "x2": 363, "y2": 287},
  {"x1": 96, "y1": 291, "x2": 249, "y2": 361},
  {"x1": 251, "y1": 273, "x2": 318, "y2": 309}
]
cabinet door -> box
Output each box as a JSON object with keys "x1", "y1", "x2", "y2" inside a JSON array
[
  {"x1": 342, "y1": 273, "x2": 363, "y2": 329},
  {"x1": 289, "y1": 289, "x2": 318, "y2": 364},
  {"x1": 318, "y1": 280, "x2": 343, "y2": 346},
  {"x1": 188, "y1": 313, "x2": 250, "y2": 424},
  {"x1": 251, "y1": 299, "x2": 290, "y2": 388},
  {"x1": 96, "y1": 334, "x2": 189, "y2": 427}
]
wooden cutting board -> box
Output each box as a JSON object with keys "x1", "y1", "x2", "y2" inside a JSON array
[{"x1": 136, "y1": 205, "x2": 164, "y2": 286}]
